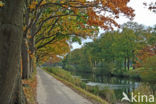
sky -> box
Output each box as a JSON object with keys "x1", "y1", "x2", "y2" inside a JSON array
[
  {"x1": 117, "y1": 0, "x2": 156, "y2": 26},
  {"x1": 72, "y1": 0, "x2": 156, "y2": 50}
]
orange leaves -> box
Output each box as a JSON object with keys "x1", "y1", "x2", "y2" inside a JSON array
[
  {"x1": 22, "y1": 73, "x2": 37, "y2": 104},
  {"x1": 27, "y1": 35, "x2": 32, "y2": 39},
  {"x1": 85, "y1": 0, "x2": 134, "y2": 29},
  {"x1": 72, "y1": 8, "x2": 79, "y2": 14},
  {"x1": 101, "y1": 0, "x2": 107, "y2": 5},
  {"x1": 27, "y1": 49, "x2": 35, "y2": 59},
  {"x1": 48, "y1": 55, "x2": 62, "y2": 63},
  {"x1": 29, "y1": 1, "x2": 38, "y2": 10},
  {"x1": 135, "y1": 45, "x2": 156, "y2": 67},
  {"x1": 87, "y1": 8, "x2": 110, "y2": 29}
]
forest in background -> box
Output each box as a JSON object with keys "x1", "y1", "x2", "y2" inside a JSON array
[{"x1": 62, "y1": 22, "x2": 156, "y2": 82}]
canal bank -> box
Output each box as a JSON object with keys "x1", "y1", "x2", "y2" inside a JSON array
[
  {"x1": 43, "y1": 66, "x2": 156, "y2": 104},
  {"x1": 70, "y1": 69, "x2": 156, "y2": 103}
]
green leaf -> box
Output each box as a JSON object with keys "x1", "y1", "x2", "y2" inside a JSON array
[{"x1": 72, "y1": 37, "x2": 82, "y2": 45}]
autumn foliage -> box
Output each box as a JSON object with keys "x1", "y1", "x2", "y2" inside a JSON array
[
  {"x1": 136, "y1": 45, "x2": 156, "y2": 68},
  {"x1": 25, "y1": 0, "x2": 135, "y2": 64}
]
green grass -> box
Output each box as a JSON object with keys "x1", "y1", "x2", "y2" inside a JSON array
[{"x1": 43, "y1": 67, "x2": 109, "y2": 104}]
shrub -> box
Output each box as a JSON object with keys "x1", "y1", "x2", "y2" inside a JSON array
[
  {"x1": 143, "y1": 55, "x2": 156, "y2": 70},
  {"x1": 139, "y1": 70, "x2": 156, "y2": 82},
  {"x1": 130, "y1": 67, "x2": 156, "y2": 83},
  {"x1": 86, "y1": 86, "x2": 100, "y2": 95},
  {"x1": 45, "y1": 67, "x2": 87, "y2": 88},
  {"x1": 80, "y1": 82, "x2": 86, "y2": 89},
  {"x1": 99, "y1": 87, "x2": 116, "y2": 103},
  {"x1": 132, "y1": 83, "x2": 156, "y2": 104}
]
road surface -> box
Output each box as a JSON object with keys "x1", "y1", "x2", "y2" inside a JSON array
[{"x1": 37, "y1": 67, "x2": 93, "y2": 104}]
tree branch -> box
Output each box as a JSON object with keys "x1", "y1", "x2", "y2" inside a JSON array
[
  {"x1": 35, "y1": 18, "x2": 59, "y2": 44},
  {"x1": 32, "y1": 14, "x2": 75, "y2": 37},
  {"x1": 36, "y1": 33, "x2": 59, "y2": 50}
]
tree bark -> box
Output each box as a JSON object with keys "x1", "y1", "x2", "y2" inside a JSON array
[
  {"x1": 29, "y1": 26, "x2": 36, "y2": 73},
  {"x1": 127, "y1": 57, "x2": 130, "y2": 71},
  {"x1": 30, "y1": 57, "x2": 33, "y2": 73},
  {"x1": 124, "y1": 57, "x2": 127, "y2": 70},
  {"x1": 0, "y1": 0, "x2": 26, "y2": 104},
  {"x1": 11, "y1": 70, "x2": 27, "y2": 104},
  {"x1": 132, "y1": 50, "x2": 135, "y2": 70},
  {"x1": 22, "y1": 37, "x2": 30, "y2": 79}
]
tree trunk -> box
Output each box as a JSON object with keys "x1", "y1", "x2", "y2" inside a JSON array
[
  {"x1": 30, "y1": 57, "x2": 33, "y2": 73},
  {"x1": 29, "y1": 24, "x2": 37, "y2": 73},
  {"x1": 11, "y1": 70, "x2": 27, "y2": 104},
  {"x1": 22, "y1": 37, "x2": 30, "y2": 79},
  {"x1": 132, "y1": 50, "x2": 135, "y2": 70},
  {"x1": 0, "y1": 0, "x2": 26, "y2": 104},
  {"x1": 127, "y1": 57, "x2": 130, "y2": 71},
  {"x1": 124, "y1": 57, "x2": 127, "y2": 70},
  {"x1": 29, "y1": 37, "x2": 35, "y2": 73}
]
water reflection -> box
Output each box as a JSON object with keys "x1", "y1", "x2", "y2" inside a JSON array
[
  {"x1": 72, "y1": 72, "x2": 155, "y2": 103},
  {"x1": 86, "y1": 82, "x2": 139, "y2": 90}
]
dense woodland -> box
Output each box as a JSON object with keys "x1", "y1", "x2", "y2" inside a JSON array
[
  {"x1": 0, "y1": 0, "x2": 155, "y2": 104},
  {"x1": 63, "y1": 22, "x2": 156, "y2": 77}
]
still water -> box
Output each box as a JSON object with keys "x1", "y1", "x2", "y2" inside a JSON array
[{"x1": 72, "y1": 72, "x2": 156, "y2": 103}]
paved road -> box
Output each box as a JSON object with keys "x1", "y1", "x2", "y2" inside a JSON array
[{"x1": 37, "y1": 67, "x2": 93, "y2": 104}]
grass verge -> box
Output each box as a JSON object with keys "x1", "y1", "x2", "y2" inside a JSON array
[{"x1": 43, "y1": 67, "x2": 109, "y2": 104}]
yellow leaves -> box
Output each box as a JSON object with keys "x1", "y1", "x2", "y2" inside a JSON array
[
  {"x1": 75, "y1": 0, "x2": 86, "y2": 4},
  {"x1": 53, "y1": 26, "x2": 60, "y2": 33},
  {"x1": 0, "y1": 1, "x2": 4, "y2": 7},
  {"x1": 56, "y1": 11, "x2": 63, "y2": 15},
  {"x1": 36, "y1": 38, "x2": 70, "y2": 63},
  {"x1": 23, "y1": 26, "x2": 27, "y2": 31},
  {"x1": 29, "y1": 1, "x2": 38, "y2": 10},
  {"x1": 60, "y1": 1, "x2": 65, "y2": 3},
  {"x1": 78, "y1": 0, "x2": 86, "y2": 2},
  {"x1": 40, "y1": 0, "x2": 46, "y2": 6}
]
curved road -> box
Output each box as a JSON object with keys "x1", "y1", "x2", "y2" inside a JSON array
[{"x1": 37, "y1": 67, "x2": 93, "y2": 104}]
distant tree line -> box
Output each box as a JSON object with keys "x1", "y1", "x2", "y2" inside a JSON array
[{"x1": 62, "y1": 22, "x2": 156, "y2": 76}]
